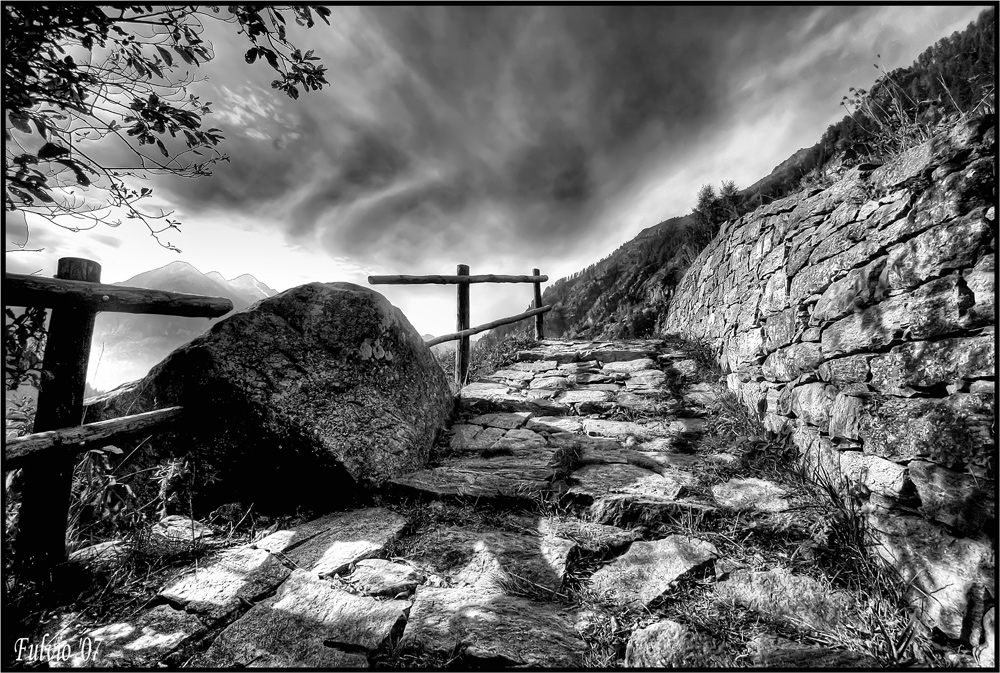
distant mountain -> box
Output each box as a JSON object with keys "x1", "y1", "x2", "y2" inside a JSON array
[
  {"x1": 423, "y1": 333, "x2": 457, "y2": 358},
  {"x1": 88, "y1": 261, "x2": 278, "y2": 391}
]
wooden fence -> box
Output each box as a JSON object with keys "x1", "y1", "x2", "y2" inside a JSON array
[
  {"x1": 369, "y1": 265, "x2": 551, "y2": 385},
  {"x1": 3, "y1": 257, "x2": 232, "y2": 577}
]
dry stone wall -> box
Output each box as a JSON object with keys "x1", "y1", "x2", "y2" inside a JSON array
[{"x1": 662, "y1": 115, "x2": 996, "y2": 645}]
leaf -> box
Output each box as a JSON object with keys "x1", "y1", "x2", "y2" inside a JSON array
[
  {"x1": 38, "y1": 142, "x2": 70, "y2": 160},
  {"x1": 155, "y1": 138, "x2": 168, "y2": 157},
  {"x1": 173, "y1": 45, "x2": 197, "y2": 66},
  {"x1": 8, "y1": 110, "x2": 32, "y2": 134},
  {"x1": 264, "y1": 50, "x2": 279, "y2": 71},
  {"x1": 54, "y1": 158, "x2": 90, "y2": 186},
  {"x1": 245, "y1": 47, "x2": 258, "y2": 64},
  {"x1": 156, "y1": 45, "x2": 173, "y2": 66}
]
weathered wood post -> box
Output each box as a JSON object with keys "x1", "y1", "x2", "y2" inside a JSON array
[
  {"x1": 455, "y1": 264, "x2": 471, "y2": 385},
  {"x1": 14, "y1": 258, "x2": 101, "y2": 578},
  {"x1": 532, "y1": 268, "x2": 544, "y2": 340}
]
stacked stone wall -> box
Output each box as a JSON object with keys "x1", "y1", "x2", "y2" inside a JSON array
[{"x1": 661, "y1": 115, "x2": 996, "y2": 645}]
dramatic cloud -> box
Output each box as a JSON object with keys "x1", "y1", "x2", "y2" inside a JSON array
[{"x1": 10, "y1": 5, "x2": 987, "y2": 335}]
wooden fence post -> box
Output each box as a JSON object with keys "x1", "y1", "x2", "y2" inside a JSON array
[
  {"x1": 455, "y1": 264, "x2": 470, "y2": 386},
  {"x1": 14, "y1": 257, "x2": 101, "y2": 578},
  {"x1": 532, "y1": 268, "x2": 544, "y2": 340}
]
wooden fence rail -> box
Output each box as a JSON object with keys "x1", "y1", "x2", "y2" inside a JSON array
[
  {"x1": 369, "y1": 264, "x2": 549, "y2": 385},
  {"x1": 3, "y1": 258, "x2": 232, "y2": 578}
]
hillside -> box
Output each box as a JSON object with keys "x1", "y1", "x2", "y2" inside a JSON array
[
  {"x1": 88, "y1": 262, "x2": 278, "y2": 391},
  {"x1": 480, "y1": 7, "x2": 994, "y2": 351}
]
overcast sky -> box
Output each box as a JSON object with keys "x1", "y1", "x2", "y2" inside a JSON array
[{"x1": 5, "y1": 5, "x2": 988, "y2": 336}]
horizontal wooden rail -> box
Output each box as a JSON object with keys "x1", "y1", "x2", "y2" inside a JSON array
[
  {"x1": 369, "y1": 273, "x2": 548, "y2": 285},
  {"x1": 426, "y1": 305, "x2": 552, "y2": 347},
  {"x1": 5, "y1": 273, "x2": 233, "y2": 317},
  {"x1": 4, "y1": 406, "x2": 184, "y2": 469}
]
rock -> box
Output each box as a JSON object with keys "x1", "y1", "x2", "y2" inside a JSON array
[
  {"x1": 625, "y1": 620, "x2": 726, "y2": 667},
  {"x1": 868, "y1": 336, "x2": 994, "y2": 395},
  {"x1": 763, "y1": 307, "x2": 801, "y2": 350},
  {"x1": 751, "y1": 635, "x2": 876, "y2": 667},
  {"x1": 389, "y1": 452, "x2": 559, "y2": 502},
  {"x1": 152, "y1": 515, "x2": 216, "y2": 542},
  {"x1": 758, "y1": 269, "x2": 788, "y2": 316},
  {"x1": 812, "y1": 256, "x2": 888, "y2": 323},
  {"x1": 975, "y1": 608, "x2": 995, "y2": 668},
  {"x1": 790, "y1": 382, "x2": 838, "y2": 432},
  {"x1": 867, "y1": 509, "x2": 994, "y2": 643},
  {"x1": 588, "y1": 535, "x2": 718, "y2": 608},
  {"x1": 465, "y1": 412, "x2": 531, "y2": 429},
  {"x1": 573, "y1": 372, "x2": 611, "y2": 384},
  {"x1": 555, "y1": 390, "x2": 613, "y2": 411},
  {"x1": 820, "y1": 294, "x2": 909, "y2": 357},
  {"x1": 908, "y1": 460, "x2": 995, "y2": 534},
  {"x1": 568, "y1": 463, "x2": 687, "y2": 502},
  {"x1": 256, "y1": 507, "x2": 408, "y2": 578},
  {"x1": 406, "y1": 526, "x2": 572, "y2": 594},
  {"x1": 668, "y1": 358, "x2": 700, "y2": 378},
  {"x1": 80, "y1": 605, "x2": 206, "y2": 668},
  {"x1": 527, "y1": 416, "x2": 583, "y2": 433},
  {"x1": 589, "y1": 348, "x2": 656, "y2": 363},
  {"x1": 84, "y1": 283, "x2": 452, "y2": 513},
  {"x1": 789, "y1": 240, "x2": 881, "y2": 304},
  {"x1": 886, "y1": 214, "x2": 991, "y2": 289},
  {"x1": 510, "y1": 360, "x2": 559, "y2": 373},
  {"x1": 816, "y1": 354, "x2": 873, "y2": 385},
  {"x1": 535, "y1": 517, "x2": 639, "y2": 552},
  {"x1": 857, "y1": 393, "x2": 994, "y2": 468},
  {"x1": 828, "y1": 393, "x2": 864, "y2": 440},
  {"x1": 762, "y1": 343, "x2": 823, "y2": 382},
  {"x1": 528, "y1": 375, "x2": 570, "y2": 390},
  {"x1": 490, "y1": 368, "x2": 535, "y2": 382},
  {"x1": 684, "y1": 382, "x2": 718, "y2": 406},
  {"x1": 838, "y1": 452, "x2": 910, "y2": 499},
  {"x1": 907, "y1": 274, "x2": 972, "y2": 340},
  {"x1": 963, "y1": 253, "x2": 995, "y2": 327},
  {"x1": 159, "y1": 546, "x2": 291, "y2": 620},
  {"x1": 399, "y1": 586, "x2": 585, "y2": 667},
  {"x1": 711, "y1": 478, "x2": 790, "y2": 512},
  {"x1": 601, "y1": 358, "x2": 656, "y2": 373},
  {"x1": 340, "y1": 559, "x2": 424, "y2": 598},
  {"x1": 69, "y1": 540, "x2": 127, "y2": 569},
  {"x1": 624, "y1": 369, "x2": 667, "y2": 390},
  {"x1": 582, "y1": 418, "x2": 690, "y2": 441},
  {"x1": 717, "y1": 567, "x2": 856, "y2": 632},
  {"x1": 194, "y1": 569, "x2": 406, "y2": 667}
]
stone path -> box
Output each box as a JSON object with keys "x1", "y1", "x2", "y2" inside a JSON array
[{"x1": 52, "y1": 339, "x2": 881, "y2": 668}]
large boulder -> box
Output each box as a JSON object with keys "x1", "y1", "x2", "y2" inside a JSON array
[{"x1": 85, "y1": 282, "x2": 453, "y2": 513}]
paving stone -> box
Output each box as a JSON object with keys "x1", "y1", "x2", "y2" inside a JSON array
[
  {"x1": 78, "y1": 605, "x2": 206, "y2": 668},
  {"x1": 492, "y1": 427, "x2": 547, "y2": 452},
  {"x1": 684, "y1": 382, "x2": 719, "y2": 406},
  {"x1": 589, "y1": 349, "x2": 656, "y2": 363},
  {"x1": 449, "y1": 423, "x2": 483, "y2": 450},
  {"x1": 624, "y1": 369, "x2": 668, "y2": 390},
  {"x1": 399, "y1": 586, "x2": 585, "y2": 667},
  {"x1": 406, "y1": 526, "x2": 572, "y2": 593},
  {"x1": 340, "y1": 559, "x2": 425, "y2": 597},
  {"x1": 556, "y1": 389, "x2": 614, "y2": 405},
  {"x1": 527, "y1": 416, "x2": 583, "y2": 433},
  {"x1": 666, "y1": 359, "x2": 700, "y2": 378},
  {"x1": 625, "y1": 619, "x2": 727, "y2": 667},
  {"x1": 389, "y1": 453, "x2": 559, "y2": 502},
  {"x1": 510, "y1": 360, "x2": 559, "y2": 373},
  {"x1": 194, "y1": 569, "x2": 406, "y2": 667},
  {"x1": 453, "y1": 425, "x2": 508, "y2": 451},
  {"x1": 602, "y1": 358, "x2": 657, "y2": 373},
  {"x1": 589, "y1": 495, "x2": 719, "y2": 527},
  {"x1": 529, "y1": 375, "x2": 571, "y2": 390},
  {"x1": 490, "y1": 369, "x2": 536, "y2": 382},
  {"x1": 751, "y1": 635, "x2": 876, "y2": 667},
  {"x1": 152, "y1": 515, "x2": 216, "y2": 542},
  {"x1": 159, "y1": 546, "x2": 291, "y2": 620},
  {"x1": 262, "y1": 508, "x2": 408, "y2": 578},
  {"x1": 465, "y1": 412, "x2": 531, "y2": 429},
  {"x1": 568, "y1": 463, "x2": 687, "y2": 502},
  {"x1": 711, "y1": 477, "x2": 790, "y2": 512},
  {"x1": 557, "y1": 360, "x2": 600, "y2": 372},
  {"x1": 717, "y1": 567, "x2": 857, "y2": 632},
  {"x1": 588, "y1": 535, "x2": 719, "y2": 608},
  {"x1": 535, "y1": 517, "x2": 640, "y2": 552},
  {"x1": 574, "y1": 372, "x2": 612, "y2": 384}
]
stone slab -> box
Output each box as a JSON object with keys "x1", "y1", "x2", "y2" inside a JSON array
[
  {"x1": 399, "y1": 586, "x2": 585, "y2": 667},
  {"x1": 711, "y1": 478, "x2": 790, "y2": 513},
  {"x1": 588, "y1": 535, "x2": 719, "y2": 607}
]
